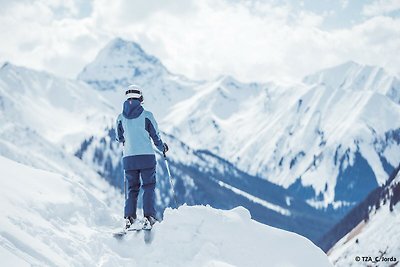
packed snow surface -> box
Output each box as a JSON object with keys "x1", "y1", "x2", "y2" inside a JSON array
[{"x1": 0, "y1": 156, "x2": 331, "y2": 267}]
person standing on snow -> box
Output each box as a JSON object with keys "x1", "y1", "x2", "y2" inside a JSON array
[{"x1": 115, "y1": 84, "x2": 168, "y2": 230}]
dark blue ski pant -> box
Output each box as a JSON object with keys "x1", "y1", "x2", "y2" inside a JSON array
[{"x1": 124, "y1": 166, "x2": 156, "y2": 219}]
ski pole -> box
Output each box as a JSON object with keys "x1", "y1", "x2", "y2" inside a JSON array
[
  {"x1": 123, "y1": 169, "x2": 127, "y2": 220},
  {"x1": 164, "y1": 153, "x2": 178, "y2": 208},
  {"x1": 124, "y1": 169, "x2": 127, "y2": 201}
]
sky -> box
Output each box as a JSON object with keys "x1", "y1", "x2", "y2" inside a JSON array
[{"x1": 0, "y1": 0, "x2": 399, "y2": 83}]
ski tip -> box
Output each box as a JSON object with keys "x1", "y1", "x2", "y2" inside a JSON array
[{"x1": 113, "y1": 231, "x2": 126, "y2": 239}]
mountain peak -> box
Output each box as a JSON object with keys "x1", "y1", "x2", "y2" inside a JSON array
[
  {"x1": 1, "y1": 61, "x2": 11, "y2": 70},
  {"x1": 0, "y1": 62, "x2": 47, "y2": 80},
  {"x1": 216, "y1": 74, "x2": 265, "y2": 91},
  {"x1": 0, "y1": 61, "x2": 25, "y2": 73},
  {"x1": 77, "y1": 38, "x2": 167, "y2": 90},
  {"x1": 303, "y1": 61, "x2": 396, "y2": 94},
  {"x1": 107, "y1": 38, "x2": 142, "y2": 56},
  {"x1": 109, "y1": 37, "x2": 143, "y2": 51},
  {"x1": 337, "y1": 60, "x2": 362, "y2": 69},
  {"x1": 105, "y1": 38, "x2": 157, "y2": 64},
  {"x1": 217, "y1": 74, "x2": 239, "y2": 87}
]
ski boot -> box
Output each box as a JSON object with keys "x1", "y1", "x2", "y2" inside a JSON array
[
  {"x1": 125, "y1": 216, "x2": 135, "y2": 230},
  {"x1": 125, "y1": 216, "x2": 143, "y2": 231},
  {"x1": 143, "y1": 216, "x2": 157, "y2": 230}
]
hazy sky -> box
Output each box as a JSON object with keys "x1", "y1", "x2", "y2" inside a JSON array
[{"x1": 1, "y1": 0, "x2": 399, "y2": 83}]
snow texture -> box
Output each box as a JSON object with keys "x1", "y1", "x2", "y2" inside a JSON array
[{"x1": 0, "y1": 156, "x2": 332, "y2": 267}]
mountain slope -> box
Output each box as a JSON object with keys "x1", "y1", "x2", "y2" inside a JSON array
[
  {"x1": 76, "y1": 127, "x2": 338, "y2": 242},
  {"x1": 0, "y1": 62, "x2": 115, "y2": 152},
  {"x1": 0, "y1": 156, "x2": 119, "y2": 266},
  {"x1": 0, "y1": 155, "x2": 332, "y2": 267},
  {"x1": 0, "y1": 59, "x2": 339, "y2": 243},
  {"x1": 162, "y1": 63, "x2": 400, "y2": 208},
  {"x1": 325, "y1": 165, "x2": 400, "y2": 266},
  {"x1": 303, "y1": 61, "x2": 400, "y2": 104},
  {"x1": 77, "y1": 38, "x2": 400, "y2": 210}
]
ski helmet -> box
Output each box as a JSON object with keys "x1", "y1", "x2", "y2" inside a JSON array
[{"x1": 125, "y1": 84, "x2": 143, "y2": 102}]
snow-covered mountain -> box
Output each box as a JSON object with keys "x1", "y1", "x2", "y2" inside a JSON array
[
  {"x1": 303, "y1": 60, "x2": 400, "y2": 104},
  {"x1": 0, "y1": 58, "x2": 337, "y2": 244},
  {"x1": 324, "y1": 165, "x2": 400, "y2": 266},
  {"x1": 0, "y1": 63, "x2": 122, "y2": 199},
  {"x1": 0, "y1": 65, "x2": 122, "y2": 212},
  {"x1": 78, "y1": 38, "x2": 201, "y2": 119},
  {"x1": 162, "y1": 62, "x2": 400, "y2": 209},
  {"x1": 76, "y1": 127, "x2": 339, "y2": 242},
  {"x1": 0, "y1": 61, "x2": 333, "y2": 266},
  {"x1": 78, "y1": 38, "x2": 400, "y2": 212},
  {"x1": 2, "y1": 36, "x2": 399, "y2": 265},
  {"x1": 0, "y1": 62, "x2": 115, "y2": 153}
]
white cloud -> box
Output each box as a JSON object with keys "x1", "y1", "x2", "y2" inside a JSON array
[
  {"x1": 0, "y1": 0, "x2": 399, "y2": 83},
  {"x1": 340, "y1": 0, "x2": 349, "y2": 9},
  {"x1": 328, "y1": 16, "x2": 400, "y2": 75},
  {"x1": 362, "y1": 0, "x2": 400, "y2": 16}
]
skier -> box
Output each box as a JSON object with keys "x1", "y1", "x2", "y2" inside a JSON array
[{"x1": 115, "y1": 84, "x2": 168, "y2": 230}]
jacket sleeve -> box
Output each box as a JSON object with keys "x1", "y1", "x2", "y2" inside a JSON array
[
  {"x1": 115, "y1": 115, "x2": 125, "y2": 143},
  {"x1": 145, "y1": 112, "x2": 164, "y2": 152}
]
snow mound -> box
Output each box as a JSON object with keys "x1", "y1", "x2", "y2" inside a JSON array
[
  {"x1": 0, "y1": 155, "x2": 331, "y2": 266},
  {"x1": 117, "y1": 205, "x2": 332, "y2": 267}
]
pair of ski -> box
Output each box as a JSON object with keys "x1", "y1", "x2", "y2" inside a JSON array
[{"x1": 113, "y1": 218, "x2": 153, "y2": 239}]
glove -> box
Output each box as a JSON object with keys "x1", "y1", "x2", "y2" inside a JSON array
[{"x1": 163, "y1": 143, "x2": 169, "y2": 154}]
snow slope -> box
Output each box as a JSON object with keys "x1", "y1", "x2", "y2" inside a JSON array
[
  {"x1": 0, "y1": 62, "x2": 123, "y2": 209},
  {"x1": 0, "y1": 155, "x2": 332, "y2": 267},
  {"x1": 303, "y1": 61, "x2": 400, "y2": 104},
  {"x1": 0, "y1": 156, "x2": 119, "y2": 266},
  {"x1": 327, "y1": 167, "x2": 400, "y2": 267},
  {"x1": 0, "y1": 62, "x2": 115, "y2": 152}
]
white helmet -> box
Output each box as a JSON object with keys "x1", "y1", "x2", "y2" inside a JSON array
[{"x1": 125, "y1": 84, "x2": 143, "y2": 102}]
